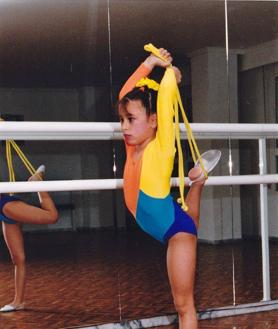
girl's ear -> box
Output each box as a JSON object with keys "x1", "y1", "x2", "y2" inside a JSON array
[{"x1": 149, "y1": 113, "x2": 157, "y2": 129}]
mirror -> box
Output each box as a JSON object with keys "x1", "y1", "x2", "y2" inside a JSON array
[
  {"x1": 228, "y1": 0, "x2": 278, "y2": 305},
  {"x1": 0, "y1": 1, "x2": 277, "y2": 328}
]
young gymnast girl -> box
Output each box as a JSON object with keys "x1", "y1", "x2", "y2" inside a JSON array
[
  {"x1": 118, "y1": 47, "x2": 219, "y2": 329},
  {"x1": 0, "y1": 165, "x2": 58, "y2": 312}
]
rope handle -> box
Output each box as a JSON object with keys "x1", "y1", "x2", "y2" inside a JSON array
[{"x1": 144, "y1": 43, "x2": 171, "y2": 64}]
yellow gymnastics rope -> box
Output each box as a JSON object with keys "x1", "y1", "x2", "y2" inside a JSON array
[
  {"x1": 143, "y1": 43, "x2": 207, "y2": 211},
  {"x1": 1, "y1": 118, "x2": 37, "y2": 186}
]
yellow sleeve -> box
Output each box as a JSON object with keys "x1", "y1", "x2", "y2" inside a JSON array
[
  {"x1": 156, "y1": 67, "x2": 177, "y2": 157},
  {"x1": 139, "y1": 67, "x2": 177, "y2": 198}
]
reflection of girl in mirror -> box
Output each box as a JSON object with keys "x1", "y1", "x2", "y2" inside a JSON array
[
  {"x1": 0, "y1": 167, "x2": 58, "y2": 312},
  {"x1": 118, "y1": 48, "x2": 216, "y2": 329}
]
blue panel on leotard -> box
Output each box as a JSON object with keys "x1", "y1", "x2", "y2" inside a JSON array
[
  {"x1": 163, "y1": 201, "x2": 197, "y2": 242},
  {"x1": 0, "y1": 194, "x2": 20, "y2": 224}
]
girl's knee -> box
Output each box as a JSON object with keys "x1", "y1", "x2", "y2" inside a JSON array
[
  {"x1": 48, "y1": 211, "x2": 59, "y2": 224},
  {"x1": 174, "y1": 295, "x2": 195, "y2": 316},
  {"x1": 175, "y1": 301, "x2": 195, "y2": 317},
  {"x1": 11, "y1": 252, "x2": 26, "y2": 266}
]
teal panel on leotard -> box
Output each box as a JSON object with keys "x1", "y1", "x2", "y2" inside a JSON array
[{"x1": 136, "y1": 190, "x2": 174, "y2": 243}]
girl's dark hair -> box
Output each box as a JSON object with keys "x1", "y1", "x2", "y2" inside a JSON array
[{"x1": 118, "y1": 87, "x2": 157, "y2": 116}]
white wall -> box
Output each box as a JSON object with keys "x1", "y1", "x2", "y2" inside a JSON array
[
  {"x1": 190, "y1": 47, "x2": 242, "y2": 243},
  {"x1": 239, "y1": 40, "x2": 278, "y2": 238},
  {"x1": 189, "y1": 41, "x2": 278, "y2": 241}
]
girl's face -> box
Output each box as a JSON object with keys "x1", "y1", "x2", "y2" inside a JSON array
[{"x1": 119, "y1": 99, "x2": 157, "y2": 147}]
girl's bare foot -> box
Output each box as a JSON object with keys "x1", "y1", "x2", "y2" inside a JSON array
[
  {"x1": 188, "y1": 150, "x2": 221, "y2": 186},
  {"x1": 188, "y1": 167, "x2": 206, "y2": 186}
]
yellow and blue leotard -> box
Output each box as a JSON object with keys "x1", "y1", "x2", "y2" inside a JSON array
[{"x1": 120, "y1": 64, "x2": 197, "y2": 243}]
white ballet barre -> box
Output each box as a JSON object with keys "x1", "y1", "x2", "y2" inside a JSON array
[
  {"x1": 0, "y1": 174, "x2": 278, "y2": 193},
  {"x1": 1, "y1": 121, "x2": 278, "y2": 140},
  {"x1": 0, "y1": 121, "x2": 121, "y2": 140}
]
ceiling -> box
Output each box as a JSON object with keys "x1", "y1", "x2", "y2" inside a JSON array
[{"x1": 0, "y1": 0, "x2": 277, "y2": 88}]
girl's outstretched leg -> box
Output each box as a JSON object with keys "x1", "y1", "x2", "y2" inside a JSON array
[
  {"x1": 186, "y1": 167, "x2": 205, "y2": 228},
  {"x1": 2, "y1": 170, "x2": 58, "y2": 225},
  {"x1": 2, "y1": 196, "x2": 58, "y2": 225}
]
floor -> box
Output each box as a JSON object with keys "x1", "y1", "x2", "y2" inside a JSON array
[{"x1": 0, "y1": 229, "x2": 277, "y2": 329}]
